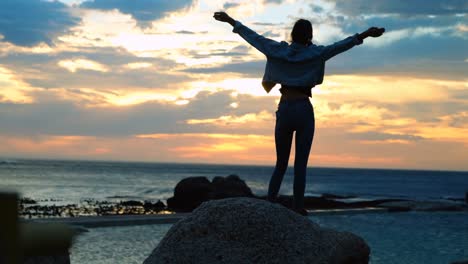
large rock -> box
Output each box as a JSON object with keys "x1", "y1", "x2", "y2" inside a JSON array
[
  {"x1": 211, "y1": 174, "x2": 253, "y2": 199},
  {"x1": 144, "y1": 198, "x2": 370, "y2": 264},
  {"x1": 167, "y1": 177, "x2": 214, "y2": 212},
  {"x1": 23, "y1": 255, "x2": 70, "y2": 264},
  {"x1": 167, "y1": 176, "x2": 253, "y2": 212}
]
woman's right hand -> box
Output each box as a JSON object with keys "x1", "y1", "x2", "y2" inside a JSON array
[{"x1": 213, "y1": 12, "x2": 236, "y2": 26}]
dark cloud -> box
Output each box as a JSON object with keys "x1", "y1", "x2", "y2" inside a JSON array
[
  {"x1": 252, "y1": 22, "x2": 284, "y2": 26},
  {"x1": 80, "y1": 0, "x2": 196, "y2": 27},
  {"x1": 263, "y1": 0, "x2": 284, "y2": 4},
  {"x1": 326, "y1": 0, "x2": 468, "y2": 16},
  {"x1": 345, "y1": 14, "x2": 467, "y2": 32},
  {"x1": 203, "y1": 45, "x2": 252, "y2": 57},
  {"x1": 451, "y1": 90, "x2": 468, "y2": 100},
  {"x1": 175, "y1": 30, "x2": 195, "y2": 34},
  {"x1": 1, "y1": 46, "x2": 188, "y2": 90},
  {"x1": 324, "y1": 34, "x2": 468, "y2": 80},
  {"x1": 0, "y1": 89, "x2": 276, "y2": 137},
  {"x1": 27, "y1": 67, "x2": 190, "y2": 90},
  {"x1": 223, "y1": 2, "x2": 240, "y2": 10},
  {"x1": 182, "y1": 60, "x2": 264, "y2": 77},
  {"x1": 183, "y1": 30, "x2": 468, "y2": 80},
  {"x1": 348, "y1": 131, "x2": 425, "y2": 141},
  {"x1": 447, "y1": 113, "x2": 468, "y2": 128},
  {"x1": 384, "y1": 101, "x2": 468, "y2": 124},
  {"x1": 310, "y1": 4, "x2": 324, "y2": 14},
  {"x1": 0, "y1": 0, "x2": 80, "y2": 46}
]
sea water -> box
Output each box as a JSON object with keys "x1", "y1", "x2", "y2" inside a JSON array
[
  {"x1": 1, "y1": 159, "x2": 467, "y2": 263},
  {"x1": 1, "y1": 159, "x2": 467, "y2": 204},
  {"x1": 69, "y1": 212, "x2": 468, "y2": 264}
]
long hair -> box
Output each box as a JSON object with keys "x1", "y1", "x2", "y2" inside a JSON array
[{"x1": 291, "y1": 19, "x2": 313, "y2": 45}]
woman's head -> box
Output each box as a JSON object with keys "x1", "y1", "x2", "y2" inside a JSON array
[{"x1": 291, "y1": 19, "x2": 313, "y2": 45}]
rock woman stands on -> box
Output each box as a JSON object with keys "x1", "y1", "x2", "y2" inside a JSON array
[{"x1": 213, "y1": 11, "x2": 384, "y2": 215}]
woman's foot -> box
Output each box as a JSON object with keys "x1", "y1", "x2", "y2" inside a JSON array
[
  {"x1": 293, "y1": 208, "x2": 308, "y2": 216},
  {"x1": 267, "y1": 196, "x2": 278, "y2": 203}
]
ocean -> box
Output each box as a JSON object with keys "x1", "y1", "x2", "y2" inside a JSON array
[
  {"x1": 70, "y1": 212, "x2": 468, "y2": 264},
  {"x1": 0, "y1": 158, "x2": 467, "y2": 204},
  {"x1": 1, "y1": 159, "x2": 467, "y2": 263}
]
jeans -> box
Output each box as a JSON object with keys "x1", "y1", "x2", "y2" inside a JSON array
[{"x1": 268, "y1": 98, "x2": 315, "y2": 209}]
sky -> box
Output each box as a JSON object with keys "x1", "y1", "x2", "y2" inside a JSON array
[{"x1": 0, "y1": 0, "x2": 467, "y2": 170}]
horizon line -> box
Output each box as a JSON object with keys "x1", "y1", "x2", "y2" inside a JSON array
[{"x1": 2, "y1": 156, "x2": 467, "y2": 173}]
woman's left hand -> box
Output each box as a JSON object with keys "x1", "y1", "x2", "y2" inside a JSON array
[{"x1": 366, "y1": 27, "x2": 385, "y2": 37}]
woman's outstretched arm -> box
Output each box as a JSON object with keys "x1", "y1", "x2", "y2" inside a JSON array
[
  {"x1": 213, "y1": 11, "x2": 281, "y2": 56},
  {"x1": 321, "y1": 27, "x2": 385, "y2": 61}
]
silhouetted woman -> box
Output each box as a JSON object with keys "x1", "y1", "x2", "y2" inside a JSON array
[{"x1": 214, "y1": 11, "x2": 384, "y2": 215}]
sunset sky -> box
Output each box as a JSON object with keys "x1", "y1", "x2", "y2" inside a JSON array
[{"x1": 0, "y1": 0, "x2": 467, "y2": 170}]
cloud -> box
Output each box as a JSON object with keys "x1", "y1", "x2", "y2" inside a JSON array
[
  {"x1": 348, "y1": 131, "x2": 425, "y2": 143},
  {"x1": 323, "y1": 33, "x2": 468, "y2": 80},
  {"x1": 186, "y1": 110, "x2": 273, "y2": 126},
  {"x1": 80, "y1": 0, "x2": 196, "y2": 27},
  {"x1": 0, "y1": 66, "x2": 36, "y2": 104},
  {"x1": 182, "y1": 60, "x2": 264, "y2": 76},
  {"x1": 348, "y1": 14, "x2": 466, "y2": 32},
  {"x1": 0, "y1": 0, "x2": 80, "y2": 46},
  {"x1": 0, "y1": 88, "x2": 277, "y2": 137},
  {"x1": 1, "y1": 46, "x2": 188, "y2": 90},
  {"x1": 58, "y1": 59, "x2": 109, "y2": 72},
  {"x1": 124, "y1": 62, "x2": 153, "y2": 69},
  {"x1": 310, "y1": 4, "x2": 324, "y2": 14},
  {"x1": 263, "y1": 0, "x2": 284, "y2": 4},
  {"x1": 175, "y1": 30, "x2": 196, "y2": 34},
  {"x1": 223, "y1": 2, "x2": 240, "y2": 9},
  {"x1": 0, "y1": 133, "x2": 275, "y2": 164},
  {"x1": 326, "y1": 0, "x2": 468, "y2": 16}
]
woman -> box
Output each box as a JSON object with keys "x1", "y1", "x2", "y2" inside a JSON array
[{"x1": 214, "y1": 11, "x2": 384, "y2": 215}]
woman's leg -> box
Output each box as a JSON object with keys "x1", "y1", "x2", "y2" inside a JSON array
[
  {"x1": 293, "y1": 103, "x2": 315, "y2": 210},
  {"x1": 268, "y1": 109, "x2": 293, "y2": 202}
]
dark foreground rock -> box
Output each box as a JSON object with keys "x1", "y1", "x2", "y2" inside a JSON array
[
  {"x1": 23, "y1": 255, "x2": 70, "y2": 264},
  {"x1": 144, "y1": 197, "x2": 370, "y2": 264},
  {"x1": 451, "y1": 261, "x2": 468, "y2": 264},
  {"x1": 167, "y1": 175, "x2": 253, "y2": 212}
]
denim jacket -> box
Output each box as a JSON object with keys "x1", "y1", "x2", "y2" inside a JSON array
[{"x1": 232, "y1": 21, "x2": 363, "y2": 93}]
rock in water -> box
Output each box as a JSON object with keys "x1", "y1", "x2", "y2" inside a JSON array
[
  {"x1": 211, "y1": 174, "x2": 253, "y2": 199},
  {"x1": 167, "y1": 177, "x2": 214, "y2": 212},
  {"x1": 144, "y1": 198, "x2": 370, "y2": 264},
  {"x1": 167, "y1": 176, "x2": 254, "y2": 212}
]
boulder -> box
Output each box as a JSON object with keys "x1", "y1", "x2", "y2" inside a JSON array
[
  {"x1": 211, "y1": 174, "x2": 253, "y2": 199},
  {"x1": 119, "y1": 200, "x2": 143, "y2": 206},
  {"x1": 144, "y1": 197, "x2": 370, "y2": 264},
  {"x1": 167, "y1": 176, "x2": 253, "y2": 212},
  {"x1": 24, "y1": 255, "x2": 70, "y2": 264},
  {"x1": 143, "y1": 200, "x2": 166, "y2": 212},
  {"x1": 167, "y1": 177, "x2": 214, "y2": 212}
]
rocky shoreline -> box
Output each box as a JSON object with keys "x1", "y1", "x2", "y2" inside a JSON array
[{"x1": 19, "y1": 175, "x2": 467, "y2": 219}]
